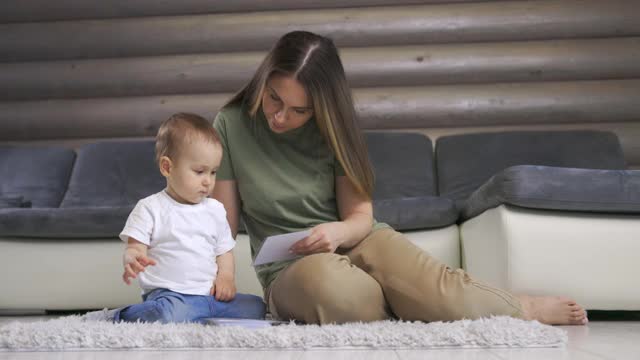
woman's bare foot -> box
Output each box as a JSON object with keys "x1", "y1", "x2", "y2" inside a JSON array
[{"x1": 517, "y1": 295, "x2": 588, "y2": 325}]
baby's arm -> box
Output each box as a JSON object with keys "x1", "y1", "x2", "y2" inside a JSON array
[
  {"x1": 211, "y1": 250, "x2": 236, "y2": 301},
  {"x1": 122, "y1": 237, "x2": 157, "y2": 285}
]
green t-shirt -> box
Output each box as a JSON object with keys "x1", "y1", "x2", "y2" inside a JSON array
[{"x1": 213, "y1": 104, "x2": 386, "y2": 290}]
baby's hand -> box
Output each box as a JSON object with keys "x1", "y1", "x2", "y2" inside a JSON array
[
  {"x1": 210, "y1": 274, "x2": 236, "y2": 302},
  {"x1": 122, "y1": 247, "x2": 156, "y2": 285}
]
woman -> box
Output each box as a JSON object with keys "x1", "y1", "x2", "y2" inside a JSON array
[{"x1": 212, "y1": 30, "x2": 587, "y2": 325}]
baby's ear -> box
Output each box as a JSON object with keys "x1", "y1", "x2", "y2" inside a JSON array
[{"x1": 159, "y1": 156, "x2": 172, "y2": 177}]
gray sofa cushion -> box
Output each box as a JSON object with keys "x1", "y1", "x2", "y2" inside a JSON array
[
  {"x1": 366, "y1": 132, "x2": 436, "y2": 199},
  {"x1": 0, "y1": 133, "x2": 450, "y2": 237},
  {"x1": 374, "y1": 196, "x2": 458, "y2": 230},
  {"x1": 0, "y1": 206, "x2": 133, "y2": 238},
  {"x1": 366, "y1": 132, "x2": 457, "y2": 229},
  {"x1": 462, "y1": 165, "x2": 640, "y2": 220},
  {"x1": 0, "y1": 195, "x2": 31, "y2": 208},
  {"x1": 60, "y1": 140, "x2": 165, "y2": 207},
  {"x1": 436, "y1": 130, "x2": 627, "y2": 209},
  {"x1": 0, "y1": 146, "x2": 75, "y2": 207}
]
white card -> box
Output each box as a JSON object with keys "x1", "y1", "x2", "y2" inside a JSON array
[{"x1": 252, "y1": 230, "x2": 311, "y2": 266}]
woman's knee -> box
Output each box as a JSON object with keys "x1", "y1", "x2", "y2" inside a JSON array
[
  {"x1": 271, "y1": 253, "x2": 389, "y2": 324},
  {"x1": 276, "y1": 253, "x2": 350, "y2": 300}
]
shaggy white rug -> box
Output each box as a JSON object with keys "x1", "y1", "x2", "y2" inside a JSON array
[{"x1": 0, "y1": 315, "x2": 567, "y2": 351}]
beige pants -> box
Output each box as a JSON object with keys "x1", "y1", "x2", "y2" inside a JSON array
[{"x1": 267, "y1": 228, "x2": 523, "y2": 324}]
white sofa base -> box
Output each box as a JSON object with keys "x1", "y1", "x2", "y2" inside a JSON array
[
  {"x1": 0, "y1": 225, "x2": 460, "y2": 311},
  {"x1": 461, "y1": 204, "x2": 640, "y2": 310}
]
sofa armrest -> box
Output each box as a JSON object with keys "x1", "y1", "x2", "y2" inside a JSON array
[{"x1": 462, "y1": 165, "x2": 640, "y2": 221}]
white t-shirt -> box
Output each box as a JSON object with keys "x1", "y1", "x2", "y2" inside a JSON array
[{"x1": 119, "y1": 190, "x2": 235, "y2": 295}]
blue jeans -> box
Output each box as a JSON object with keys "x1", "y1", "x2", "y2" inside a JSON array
[{"x1": 114, "y1": 288, "x2": 266, "y2": 324}]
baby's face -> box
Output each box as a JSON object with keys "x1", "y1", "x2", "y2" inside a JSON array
[{"x1": 167, "y1": 138, "x2": 222, "y2": 204}]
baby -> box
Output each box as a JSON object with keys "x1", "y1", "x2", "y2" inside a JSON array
[{"x1": 85, "y1": 113, "x2": 265, "y2": 323}]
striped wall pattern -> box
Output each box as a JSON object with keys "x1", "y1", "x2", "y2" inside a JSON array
[{"x1": 1, "y1": 0, "x2": 639, "y2": 167}]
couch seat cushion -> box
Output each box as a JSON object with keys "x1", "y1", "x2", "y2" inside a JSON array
[
  {"x1": 462, "y1": 165, "x2": 640, "y2": 220},
  {"x1": 374, "y1": 196, "x2": 458, "y2": 230},
  {"x1": 366, "y1": 132, "x2": 459, "y2": 229},
  {"x1": 0, "y1": 206, "x2": 133, "y2": 238}
]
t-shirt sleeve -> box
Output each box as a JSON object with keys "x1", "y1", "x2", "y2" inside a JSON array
[
  {"x1": 214, "y1": 207, "x2": 236, "y2": 256},
  {"x1": 119, "y1": 200, "x2": 154, "y2": 245},
  {"x1": 213, "y1": 111, "x2": 235, "y2": 181}
]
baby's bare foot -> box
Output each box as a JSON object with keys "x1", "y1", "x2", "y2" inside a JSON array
[{"x1": 517, "y1": 295, "x2": 588, "y2": 325}]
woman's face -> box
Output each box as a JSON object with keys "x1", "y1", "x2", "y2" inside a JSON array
[{"x1": 262, "y1": 74, "x2": 314, "y2": 133}]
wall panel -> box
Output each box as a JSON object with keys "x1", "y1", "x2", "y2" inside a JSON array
[
  {"x1": 0, "y1": 0, "x2": 638, "y2": 167},
  {"x1": 1, "y1": 1, "x2": 638, "y2": 62},
  {"x1": 3, "y1": 37, "x2": 640, "y2": 101}
]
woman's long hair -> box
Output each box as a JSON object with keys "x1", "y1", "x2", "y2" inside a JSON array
[{"x1": 225, "y1": 31, "x2": 374, "y2": 198}]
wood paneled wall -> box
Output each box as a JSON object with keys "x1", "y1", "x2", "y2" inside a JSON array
[{"x1": 1, "y1": 0, "x2": 639, "y2": 167}]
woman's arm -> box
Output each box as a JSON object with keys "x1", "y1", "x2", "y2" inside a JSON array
[
  {"x1": 334, "y1": 175, "x2": 374, "y2": 248},
  {"x1": 212, "y1": 180, "x2": 241, "y2": 239},
  {"x1": 290, "y1": 175, "x2": 373, "y2": 254}
]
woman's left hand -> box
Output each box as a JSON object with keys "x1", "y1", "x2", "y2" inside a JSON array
[{"x1": 289, "y1": 222, "x2": 347, "y2": 255}]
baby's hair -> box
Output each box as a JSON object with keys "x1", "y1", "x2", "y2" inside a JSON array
[{"x1": 155, "y1": 112, "x2": 221, "y2": 164}]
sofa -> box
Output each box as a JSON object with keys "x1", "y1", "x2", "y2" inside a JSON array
[
  {"x1": 435, "y1": 130, "x2": 640, "y2": 311},
  {"x1": 1, "y1": 130, "x2": 638, "y2": 313},
  {"x1": 0, "y1": 132, "x2": 460, "y2": 312}
]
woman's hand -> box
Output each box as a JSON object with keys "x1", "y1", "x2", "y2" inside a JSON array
[
  {"x1": 289, "y1": 222, "x2": 348, "y2": 255},
  {"x1": 122, "y1": 247, "x2": 156, "y2": 285}
]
